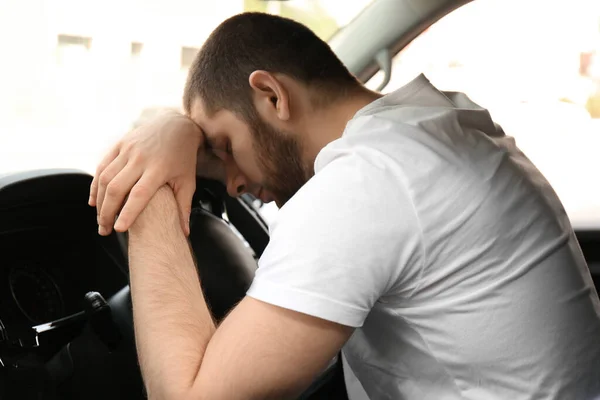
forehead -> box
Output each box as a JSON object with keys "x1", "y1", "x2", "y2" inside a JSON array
[
  {"x1": 188, "y1": 97, "x2": 248, "y2": 139},
  {"x1": 188, "y1": 96, "x2": 212, "y2": 127}
]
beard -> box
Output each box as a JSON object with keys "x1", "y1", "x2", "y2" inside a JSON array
[{"x1": 249, "y1": 117, "x2": 312, "y2": 208}]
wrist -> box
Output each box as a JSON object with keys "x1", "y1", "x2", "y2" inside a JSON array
[
  {"x1": 129, "y1": 186, "x2": 181, "y2": 237},
  {"x1": 174, "y1": 114, "x2": 203, "y2": 147},
  {"x1": 160, "y1": 112, "x2": 203, "y2": 148}
]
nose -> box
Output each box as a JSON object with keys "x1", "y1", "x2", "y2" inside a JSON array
[{"x1": 225, "y1": 169, "x2": 248, "y2": 198}]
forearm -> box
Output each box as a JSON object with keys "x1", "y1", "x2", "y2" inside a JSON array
[{"x1": 128, "y1": 190, "x2": 216, "y2": 399}]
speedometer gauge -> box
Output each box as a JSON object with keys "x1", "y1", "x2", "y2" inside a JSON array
[{"x1": 9, "y1": 265, "x2": 65, "y2": 324}]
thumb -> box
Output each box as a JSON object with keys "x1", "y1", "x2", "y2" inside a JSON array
[{"x1": 175, "y1": 181, "x2": 196, "y2": 236}]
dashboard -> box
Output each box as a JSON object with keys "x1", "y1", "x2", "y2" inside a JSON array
[{"x1": 0, "y1": 170, "x2": 128, "y2": 328}]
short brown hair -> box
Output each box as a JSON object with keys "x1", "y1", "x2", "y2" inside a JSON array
[{"x1": 183, "y1": 12, "x2": 360, "y2": 123}]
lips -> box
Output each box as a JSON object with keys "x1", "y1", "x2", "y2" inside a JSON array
[
  {"x1": 255, "y1": 188, "x2": 264, "y2": 202},
  {"x1": 256, "y1": 187, "x2": 273, "y2": 204}
]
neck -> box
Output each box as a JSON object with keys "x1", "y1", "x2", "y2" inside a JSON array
[{"x1": 300, "y1": 88, "x2": 382, "y2": 168}]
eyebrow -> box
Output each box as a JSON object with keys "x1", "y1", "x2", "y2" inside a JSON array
[{"x1": 196, "y1": 124, "x2": 216, "y2": 151}]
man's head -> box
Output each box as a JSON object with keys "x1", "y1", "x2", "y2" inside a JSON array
[{"x1": 183, "y1": 12, "x2": 369, "y2": 206}]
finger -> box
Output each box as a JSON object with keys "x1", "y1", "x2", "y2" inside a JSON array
[
  {"x1": 89, "y1": 145, "x2": 120, "y2": 207},
  {"x1": 174, "y1": 180, "x2": 196, "y2": 236},
  {"x1": 113, "y1": 173, "x2": 163, "y2": 233},
  {"x1": 97, "y1": 163, "x2": 143, "y2": 235},
  {"x1": 96, "y1": 154, "x2": 129, "y2": 221}
]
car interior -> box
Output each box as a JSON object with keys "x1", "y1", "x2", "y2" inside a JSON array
[
  {"x1": 0, "y1": 0, "x2": 598, "y2": 399},
  {"x1": 0, "y1": 171, "x2": 348, "y2": 399}
]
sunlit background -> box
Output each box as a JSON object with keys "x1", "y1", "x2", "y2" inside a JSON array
[
  {"x1": 365, "y1": 0, "x2": 600, "y2": 227},
  {"x1": 0, "y1": 0, "x2": 598, "y2": 225}
]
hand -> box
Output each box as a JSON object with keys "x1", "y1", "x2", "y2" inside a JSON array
[{"x1": 89, "y1": 111, "x2": 213, "y2": 236}]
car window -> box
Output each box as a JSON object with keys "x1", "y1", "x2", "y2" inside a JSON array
[
  {"x1": 365, "y1": 0, "x2": 600, "y2": 227},
  {"x1": 0, "y1": 0, "x2": 373, "y2": 176}
]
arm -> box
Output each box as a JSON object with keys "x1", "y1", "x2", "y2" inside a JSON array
[{"x1": 129, "y1": 186, "x2": 352, "y2": 400}]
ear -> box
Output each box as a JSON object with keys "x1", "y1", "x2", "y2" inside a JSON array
[{"x1": 248, "y1": 70, "x2": 290, "y2": 122}]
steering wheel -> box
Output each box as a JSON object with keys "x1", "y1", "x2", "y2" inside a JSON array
[{"x1": 0, "y1": 178, "x2": 347, "y2": 399}]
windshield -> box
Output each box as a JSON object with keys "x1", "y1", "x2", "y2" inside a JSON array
[{"x1": 0, "y1": 0, "x2": 373, "y2": 175}]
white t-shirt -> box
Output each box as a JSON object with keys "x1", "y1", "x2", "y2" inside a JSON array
[{"x1": 246, "y1": 74, "x2": 600, "y2": 400}]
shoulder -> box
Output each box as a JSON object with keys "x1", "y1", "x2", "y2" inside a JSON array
[
  {"x1": 279, "y1": 147, "x2": 407, "y2": 225},
  {"x1": 252, "y1": 148, "x2": 426, "y2": 325},
  {"x1": 269, "y1": 146, "x2": 424, "y2": 273}
]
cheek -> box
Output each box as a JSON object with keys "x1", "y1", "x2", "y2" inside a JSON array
[
  {"x1": 232, "y1": 148, "x2": 264, "y2": 183},
  {"x1": 230, "y1": 129, "x2": 268, "y2": 184}
]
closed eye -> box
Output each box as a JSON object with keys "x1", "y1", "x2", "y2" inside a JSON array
[
  {"x1": 203, "y1": 133, "x2": 229, "y2": 156},
  {"x1": 206, "y1": 139, "x2": 231, "y2": 161}
]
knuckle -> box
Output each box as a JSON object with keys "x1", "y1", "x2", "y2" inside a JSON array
[
  {"x1": 95, "y1": 164, "x2": 107, "y2": 178},
  {"x1": 98, "y1": 211, "x2": 112, "y2": 226},
  {"x1": 131, "y1": 152, "x2": 145, "y2": 164},
  {"x1": 131, "y1": 184, "x2": 149, "y2": 199},
  {"x1": 120, "y1": 140, "x2": 134, "y2": 152},
  {"x1": 105, "y1": 182, "x2": 122, "y2": 198},
  {"x1": 99, "y1": 172, "x2": 112, "y2": 186}
]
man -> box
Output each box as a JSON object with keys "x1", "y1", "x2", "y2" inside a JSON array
[{"x1": 89, "y1": 12, "x2": 600, "y2": 400}]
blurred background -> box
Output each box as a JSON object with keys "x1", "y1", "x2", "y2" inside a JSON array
[
  {"x1": 0, "y1": 0, "x2": 372, "y2": 173},
  {"x1": 0, "y1": 0, "x2": 598, "y2": 223}
]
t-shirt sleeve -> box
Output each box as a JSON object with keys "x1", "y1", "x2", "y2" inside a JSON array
[{"x1": 246, "y1": 150, "x2": 424, "y2": 327}]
